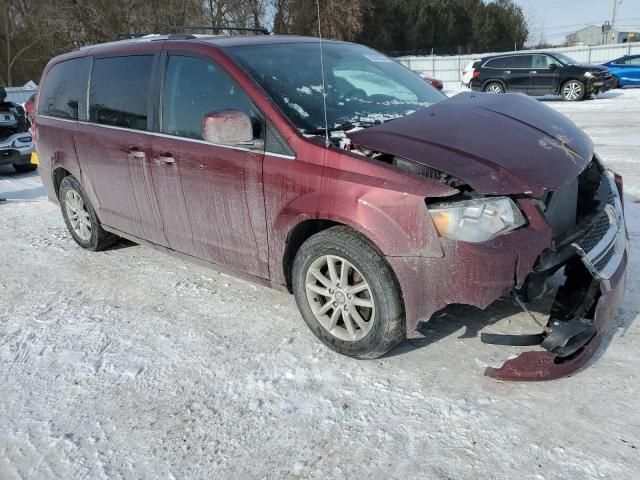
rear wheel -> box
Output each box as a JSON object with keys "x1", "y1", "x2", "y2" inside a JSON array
[
  {"x1": 59, "y1": 176, "x2": 118, "y2": 251},
  {"x1": 13, "y1": 163, "x2": 37, "y2": 173},
  {"x1": 561, "y1": 80, "x2": 585, "y2": 101},
  {"x1": 484, "y1": 82, "x2": 505, "y2": 94},
  {"x1": 292, "y1": 226, "x2": 405, "y2": 359}
]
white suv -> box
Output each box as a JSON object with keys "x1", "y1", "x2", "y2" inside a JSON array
[{"x1": 462, "y1": 59, "x2": 479, "y2": 87}]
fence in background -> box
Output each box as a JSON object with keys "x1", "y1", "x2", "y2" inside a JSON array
[{"x1": 397, "y1": 42, "x2": 640, "y2": 83}]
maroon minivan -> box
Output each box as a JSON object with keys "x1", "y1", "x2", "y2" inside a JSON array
[{"x1": 34, "y1": 34, "x2": 628, "y2": 380}]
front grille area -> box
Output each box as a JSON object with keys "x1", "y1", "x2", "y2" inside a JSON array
[
  {"x1": 541, "y1": 157, "x2": 626, "y2": 283},
  {"x1": 574, "y1": 210, "x2": 610, "y2": 254},
  {"x1": 594, "y1": 246, "x2": 615, "y2": 271}
]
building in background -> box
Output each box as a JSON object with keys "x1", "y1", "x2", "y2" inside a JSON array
[{"x1": 566, "y1": 25, "x2": 640, "y2": 46}]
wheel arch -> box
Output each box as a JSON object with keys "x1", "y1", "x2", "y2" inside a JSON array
[
  {"x1": 482, "y1": 79, "x2": 507, "y2": 92},
  {"x1": 283, "y1": 219, "x2": 349, "y2": 291},
  {"x1": 52, "y1": 167, "x2": 72, "y2": 198},
  {"x1": 282, "y1": 218, "x2": 407, "y2": 294}
]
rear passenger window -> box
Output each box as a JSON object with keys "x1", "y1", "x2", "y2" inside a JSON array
[
  {"x1": 161, "y1": 55, "x2": 262, "y2": 142},
  {"x1": 38, "y1": 57, "x2": 90, "y2": 120},
  {"x1": 89, "y1": 55, "x2": 153, "y2": 130},
  {"x1": 511, "y1": 55, "x2": 532, "y2": 69}
]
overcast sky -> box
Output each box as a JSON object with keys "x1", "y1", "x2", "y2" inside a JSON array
[{"x1": 512, "y1": 0, "x2": 640, "y2": 45}]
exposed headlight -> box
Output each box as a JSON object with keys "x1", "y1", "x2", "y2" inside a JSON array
[
  {"x1": 584, "y1": 71, "x2": 594, "y2": 78},
  {"x1": 428, "y1": 197, "x2": 526, "y2": 243}
]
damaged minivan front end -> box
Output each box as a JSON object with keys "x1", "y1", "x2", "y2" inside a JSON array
[{"x1": 348, "y1": 92, "x2": 629, "y2": 380}]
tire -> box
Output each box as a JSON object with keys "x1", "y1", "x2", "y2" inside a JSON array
[
  {"x1": 483, "y1": 82, "x2": 505, "y2": 94},
  {"x1": 561, "y1": 80, "x2": 585, "y2": 101},
  {"x1": 58, "y1": 175, "x2": 118, "y2": 251},
  {"x1": 13, "y1": 163, "x2": 37, "y2": 173},
  {"x1": 292, "y1": 226, "x2": 405, "y2": 359},
  {"x1": 611, "y1": 76, "x2": 620, "y2": 89}
]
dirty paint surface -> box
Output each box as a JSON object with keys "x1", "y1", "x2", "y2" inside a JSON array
[{"x1": 1, "y1": 84, "x2": 640, "y2": 478}]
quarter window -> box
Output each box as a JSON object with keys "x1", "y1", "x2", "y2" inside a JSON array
[
  {"x1": 89, "y1": 55, "x2": 154, "y2": 130},
  {"x1": 484, "y1": 57, "x2": 509, "y2": 69},
  {"x1": 38, "y1": 57, "x2": 90, "y2": 120},
  {"x1": 161, "y1": 55, "x2": 262, "y2": 143}
]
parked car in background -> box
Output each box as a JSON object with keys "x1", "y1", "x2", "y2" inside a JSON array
[
  {"x1": 461, "y1": 59, "x2": 480, "y2": 86},
  {"x1": 0, "y1": 86, "x2": 35, "y2": 173},
  {"x1": 603, "y1": 54, "x2": 640, "y2": 88},
  {"x1": 34, "y1": 34, "x2": 628, "y2": 380},
  {"x1": 417, "y1": 72, "x2": 443, "y2": 90},
  {"x1": 470, "y1": 52, "x2": 613, "y2": 101}
]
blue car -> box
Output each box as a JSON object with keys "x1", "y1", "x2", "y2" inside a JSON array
[{"x1": 602, "y1": 54, "x2": 640, "y2": 88}]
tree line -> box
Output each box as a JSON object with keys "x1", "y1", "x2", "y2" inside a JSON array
[{"x1": 1, "y1": 0, "x2": 528, "y2": 87}]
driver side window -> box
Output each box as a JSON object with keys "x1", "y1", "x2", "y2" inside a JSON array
[{"x1": 161, "y1": 55, "x2": 263, "y2": 144}]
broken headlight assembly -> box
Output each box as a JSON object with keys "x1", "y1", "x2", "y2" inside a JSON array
[{"x1": 428, "y1": 197, "x2": 526, "y2": 243}]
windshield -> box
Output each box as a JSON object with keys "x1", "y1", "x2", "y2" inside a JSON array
[
  {"x1": 227, "y1": 42, "x2": 445, "y2": 134},
  {"x1": 552, "y1": 53, "x2": 579, "y2": 65}
]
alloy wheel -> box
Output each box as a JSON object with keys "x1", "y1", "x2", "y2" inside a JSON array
[
  {"x1": 486, "y1": 83, "x2": 503, "y2": 93},
  {"x1": 65, "y1": 189, "x2": 92, "y2": 241},
  {"x1": 305, "y1": 254, "x2": 376, "y2": 342},
  {"x1": 562, "y1": 81, "x2": 583, "y2": 101}
]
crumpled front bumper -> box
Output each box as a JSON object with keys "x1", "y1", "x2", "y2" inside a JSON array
[
  {"x1": 487, "y1": 172, "x2": 629, "y2": 381},
  {"x1": 486, "y1": 249, "x2": 627, "y2": 381}
]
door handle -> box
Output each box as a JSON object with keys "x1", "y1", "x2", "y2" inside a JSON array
[
  {"x1": 155, "y1": 153, "x2": 176, "y2": 164},
  {"x1": 504, "y1": 70, "x2": 511, "y2": 74},
  {"x1": 531, "y1": 71, "x2": 538, "y2": 74},
  {"x1": 125, "y1": 146, "x2": 146, "y2": 159}
]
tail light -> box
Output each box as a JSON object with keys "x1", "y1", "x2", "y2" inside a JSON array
[{"x1": 472, "y1": 71, "x2": 480, "y2": 79}]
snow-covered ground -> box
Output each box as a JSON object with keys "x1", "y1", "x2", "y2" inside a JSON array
[{"x1": 1, "y1": 89, "x2": 639, "y2": 479}]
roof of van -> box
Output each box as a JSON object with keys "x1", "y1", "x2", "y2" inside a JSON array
[{"x1": 80, "y1": 34, "x2": 342, "y2": 51}]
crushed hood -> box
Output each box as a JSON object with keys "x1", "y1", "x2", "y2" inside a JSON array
[{"x1": 348, "y1": 92, "x2": 593, "y2": 196}]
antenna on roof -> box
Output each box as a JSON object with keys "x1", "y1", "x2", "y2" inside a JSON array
[{"x1": 316, "y1": 0, "x2": 330, "y2": 148}]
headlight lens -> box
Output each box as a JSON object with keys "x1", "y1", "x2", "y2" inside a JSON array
[
  {"x1": 584, "y1": 71, "x2": 594, "y2": 78},
  {"x1": 428, "y1": 197, "x2": 526, "y2": 243}
]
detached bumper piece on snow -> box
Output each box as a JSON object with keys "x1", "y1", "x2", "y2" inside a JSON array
[{"x1": 484, "y1": 173, "x2": 628, "y2": 381}]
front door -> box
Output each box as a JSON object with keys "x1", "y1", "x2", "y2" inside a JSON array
[
  {"x1": 150, "y1": 53, "x2": 269, "y2": 278},
  {"x1": 76, "y1": 54, "x2": 167, "y2": 246}
]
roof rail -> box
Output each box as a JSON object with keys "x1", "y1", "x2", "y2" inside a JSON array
[
  {"x1": 114, "y1": 26, "x2": 270, "y2": 41},
  {"x1": 171, "y1": 26, "x2": 270, "y2": 35}
]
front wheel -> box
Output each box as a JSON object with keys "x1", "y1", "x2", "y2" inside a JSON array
[
  {"x1": 561, "y1": 80, "x2": 585, "y2": 101},
  {"x1": 59, "y1": 176, "x2": 118, "y2": 251},
  {"x1": 292, "y1": 226, "x2": 405, "y2": 359}
]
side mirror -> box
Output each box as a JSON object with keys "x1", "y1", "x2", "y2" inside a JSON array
[
  {"x1": 202, "y1": 110, "x2": 253, "y2": 146},
  {"x1": 549, "y1": 63, "x2": 558, "y2": 71}
]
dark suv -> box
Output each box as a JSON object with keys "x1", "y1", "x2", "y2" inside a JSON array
[
  {"x1": 34, "y1": 35, "x2": 628, "y2": 380},
  {"x1": 470, "y1": 52, "x2": 613, "y2": 101}
]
